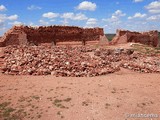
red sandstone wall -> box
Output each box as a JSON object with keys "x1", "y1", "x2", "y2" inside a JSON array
[
  {"x1": 111, "y1": 29, "x2": 159, "y2": 47},
  {"x1": 0, "y1": 27, "x2": 22, "y2": 46},
  {"x1": 0, "y1": 25, "x2": 104, "y2": 47},
  {"x1": 83, "y1": 28, "x2": 103, "y2": 42},
  {"x1": 24, "y1": 26, "x2": 104, "y2": 45}
]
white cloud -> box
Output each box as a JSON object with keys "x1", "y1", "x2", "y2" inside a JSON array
[
  {"x1": 50, "y1": 19, "x2": 55, "y2": 22},
  {"x1": 28, "y1": 22, "x2": 34, "y2": 26},
  {"x1": 113, "y1": 10, "x2": 126, "y2": 17},
  {"x1": 133, "y1": 0, "x2": 143, "y2": 3},
  {"x1": 102, "y1": 10, "x2": 127, "y2": 33},
  {"x1": 61, "y1": 12, "x2": 88, "y2": 21},
  {"x1": 39, "y1": 19, "x2": 49, "y2": 25},
  {"x1": 128, "y1": 12, "x2": 147, "y2": 19},
  {"x1": 0, "y1": 12, "x2": 19, "y2": 34},
  {"x1": 0, "y1": 5, "x2": 7, "y2": 11},
  {"x1": 147, "y1": 9, "x2": 160, "y2": 14},
  {"x1": 27, "y1": 5, "x2": 41, "y2": 10},
  {"x1": 61, "y1": 12, "x2": 74, "y2": 19},
  {"x1": 108, "y1": 15, "x2": 119, "y2": 22},
  {"x1": 76, "y1": 1, "x2": 97, "y2": 11},
  {"x1": 134, "y1": 13, "x2": 147, "y2": 18},
  {"x1": 61, "y1": 12, "x2": 87, "y2": 25},
  {"x1": 85, "y1": 18, "x2": 98, "y2": 28},
  {"x1": 9, "y1": 21, "x2": 22, "y2": 26},
  {"x1": 128, "y1": 16, "x2": 132, "y2": 20},
  {"x1": 102, "y1": 10, "x2": 125, "y2": 23},
  {"x1": 0, "y1": 14, "x2": 18, "y2": 22},
  {"x1": 73, "y1": 13, "x2": 88, "y2": 20},
  {"x1": 0, "y1": 19, "x2": 5, "y2": 27},
  {"x1": 0, "y1": 19, "x2": 4, "y2": 24},
  {"x1": 147, "y1": 15, "x2": 160, "y2": 21},
  {"x1": 0, "y1": 14, "x2": 6, "y2": 22},
  {"x1": 27, "y1": 22, "x2": 38, "y2": 27},
  {"x1": 145, "y1": 1, "x2": 160, "y2": 14},
  {"x1": 42, "y1": 12, "x2": 59, "y2": 19},
  {"x1": 60, "y1": 19, "x2": 69, "y2": 26},
  {"x1": 86, "y1": 18, "x2": 97, "y2": 25},
  {"x1": 145, "y1": 1, "x2": 160, "y2": 9},
  {"x1": 7, "y1": 14, "x2": 18, "y2": 20},
  {"x1": 0, "y1": 26, "x2": 6, "y2": 34}
]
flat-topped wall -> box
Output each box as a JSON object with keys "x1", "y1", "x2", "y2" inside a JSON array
[{"x1": 0, "y1": 25, "x2": 104, "y2": 47}]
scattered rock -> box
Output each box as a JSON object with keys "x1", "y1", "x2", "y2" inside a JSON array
[{"x1": 1, "y1": 45, "x2": 160, "y2": 76}]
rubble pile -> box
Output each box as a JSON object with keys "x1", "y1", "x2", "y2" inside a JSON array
[
  {"x1": 96, "y1": 48, "x2": 160, "y2": 73},
  {"x1": 1, "y1": 45, "x2": 160, "y2": 76},
  {"x1": 1, "y1": 45, "x2": 117, "y2": 77},
  {"x1": 122, "y1": 53, "x2": 160, "y2": 73}
]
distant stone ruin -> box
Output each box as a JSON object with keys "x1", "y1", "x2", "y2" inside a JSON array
[
  {"x1": 111, "y1": 29, "x2": 159, "y2": 47},
  {"x1": 0, "y1": 25, "x2": 106, "y2": 47},
  {"x1": 0, "y1": 26, "x2": 159, "y2": 47}
]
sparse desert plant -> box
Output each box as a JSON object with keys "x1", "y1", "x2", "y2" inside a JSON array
[{"x1": 53, "y1": 98, "x2": 72, "y2": 109}]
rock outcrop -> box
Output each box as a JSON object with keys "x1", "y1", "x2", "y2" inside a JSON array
[
  {"x1": 0, "y1": 25, "x2": 105, "y2": 47},
  {"x1": 111, "y1": 29, "x2": 159, "y2": 47}
]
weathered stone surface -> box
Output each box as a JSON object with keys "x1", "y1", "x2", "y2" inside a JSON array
[
  {"x1": 1, "y1": 45, "x2": 160, "y2": 76},
  {"x1": 111, "y1": 29, "x2": 159, "y2": 47},
  {"x1": 0, "y1": 25, "x2": 105, "y2": 47}
]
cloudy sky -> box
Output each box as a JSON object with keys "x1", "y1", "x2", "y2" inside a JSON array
[{"x1": 0, "y1": 0, "x2": 160, "y2": 35}]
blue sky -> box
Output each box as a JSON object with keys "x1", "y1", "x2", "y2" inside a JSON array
[{"x1": 0, "y1": 0, "x2": 160, "y2": 35}]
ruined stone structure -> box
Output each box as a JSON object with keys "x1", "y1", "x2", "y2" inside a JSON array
[
  {"x1": 111, "y1": 29, "x2": 159, "y2": 47},
  {"x1": 0, "y1": 25, "x2": 105, "y2": 47}
]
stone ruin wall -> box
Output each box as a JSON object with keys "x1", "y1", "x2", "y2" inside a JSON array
[
  {"x1": 0, "y1": 25, "x2": 104, "y2": 47},
  {"x1": 111, "y1": 29, "x2": 159, "y2": 47},
  {"x1": 1, "y1": 26, "x2": 158, "y2": 47}
]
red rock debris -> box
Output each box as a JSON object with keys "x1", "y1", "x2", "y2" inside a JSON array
[{"x1": 1, "y1": 45, "x2": 160, "y2": 77}]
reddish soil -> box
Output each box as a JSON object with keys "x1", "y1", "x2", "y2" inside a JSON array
[
  {"x1": 0, "y1": 43, "x2": 160, "y2": 120},
  {"x1": 0, "y1": 70, "x2": 160, "y2": 120}
]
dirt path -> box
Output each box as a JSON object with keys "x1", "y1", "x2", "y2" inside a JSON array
[{"x1": 0, "y1": 72, "x2": 160, "y2": 120}]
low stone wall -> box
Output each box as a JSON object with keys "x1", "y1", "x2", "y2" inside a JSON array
[
  {"x1": 111, "y1": 29, "x2": 159, "y2": 47},
  {"x1": 0, "y1": 25, "x2": 104, "y2": 47}
]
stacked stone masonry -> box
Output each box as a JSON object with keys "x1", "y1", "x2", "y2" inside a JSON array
[
  {"x1": 111, "y1": 29, "x2": 159, "y2": 47},
  {"x1": 0, "y1": 25, "x2": 104, "y2": 47}
]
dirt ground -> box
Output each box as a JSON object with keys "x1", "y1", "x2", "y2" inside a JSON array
[
  {"x1": 0, "y1": 68, "x2": 160, "y2": 120},
  {"x1": 0, "y1": 43, "x2": 160, "y2": 120}
]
